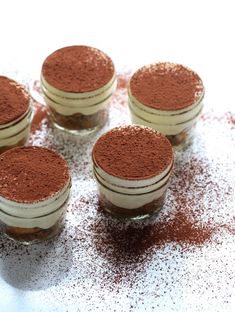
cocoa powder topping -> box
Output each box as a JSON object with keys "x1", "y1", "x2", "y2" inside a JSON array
[
  {"x1": 42, "y1": 45, "x2": 115, "y2": 93},
  {"x1": 0, "y1": 147, "x2": 70, "y2": 203},
  {"x1": 92, "y1": 125, "x2": 173, "y2": 180},
  {"x1": 130, "y1": 62, "x2": 204, "y2": 111},
  {"x1": 0, "y1": 76, "x2": 30, "y2": 125}
]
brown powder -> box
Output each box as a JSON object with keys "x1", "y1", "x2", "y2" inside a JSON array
[
  {"x1": 129, "y1": 62, "x2": 204, "y2": 111},
  {"x1": 92, "y1": 209, "x2": 214, "y2": 263},
  {"x1": 0, "y1": 76, "x2": 30, "y2": 125},
  {"x1": 0, "y1": 146, "x2": 70, "y2": 203},
  {"x1": 29, "y1": 79, "x2": 49, "y2": 134},
  {"x1": 42, "y1": 45, "x2": 115, "y2": 93},
  {"x1": 117, "y1": 71, "x2": 132, "y2": 89},
  {"x1": 31, "y1": 100, "x2": 48, "y2": 134},
  {"x1": 92, "y1": 125, "x2": 173, "y2": 180}
]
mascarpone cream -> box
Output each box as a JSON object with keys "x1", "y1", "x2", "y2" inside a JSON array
[{"x1": 0, "y1": 181, "x2": 71, "y2": 229}]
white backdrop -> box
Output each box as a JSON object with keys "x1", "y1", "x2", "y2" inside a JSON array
[{"x1": 0, "y1": 0, "x2": 234, "y2": 114}]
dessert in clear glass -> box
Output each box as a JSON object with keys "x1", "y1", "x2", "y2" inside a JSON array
[
  {"x1": 92, "y1": 125, "x2": 174, "y2": 219},
  {"x1": 41, "y1": 45, "x2": 116, "y2": 134},
  {"x1": 0, "y1": 146, "x2": 71, "y2": 244},
  {"x1": 128, "y1": 62, "x2": 205, "y2": 149},
  {"x1": 0, "y1": 76, "x2": 32, "y2": 153}
]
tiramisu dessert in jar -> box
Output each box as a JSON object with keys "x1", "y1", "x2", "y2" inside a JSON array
[
  {"x1": 92, "y1": 125, "x2": 174, "y2": 219},
  {"x1": 41, "y1": 45, "x2": 116, "y2": 134},
  {"x1": 128, "y1": 63, "x2": 205, "y2": 148},
  {"x1": 0, "y1": 147, "x2": 71, "y2": 244},
  {"x1": 0, "y1": 76, "x2": 32, "y2": 153}
]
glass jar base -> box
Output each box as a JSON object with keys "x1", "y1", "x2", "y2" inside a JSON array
[
  {"x1": 50, "y1": 116, "x2": 106, "y2": 136},
  {"x1": 0, "y1": 217, "x2": 64, "y2": 245},
  {"x1": 166, "y1": 125, "x2": 195, "y2": 150},
  {"x1": 2, "y1": 228, "x2": 62, "y2": 245},
  {"x1": 99, "y1": 193, "x2": 165, "y2": 220},
  {"x1": 48, "y1": 108, "x2": 108, "y2": 135},
  {"x1": 102, "y1": 206, "x2": 162, "y2": 220}
]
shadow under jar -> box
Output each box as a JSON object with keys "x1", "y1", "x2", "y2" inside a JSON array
[
  {"x1": 41, "y1": 45, "x2": 116, "y2": 134},
  {"x1": 0, "y1": 146, "x2": 71, "y2": 244},
  {"x1": 0, "y1": 76, "x2": 32, "y2": 153},
  {"x1": 92, "y1": 125, "x2": 174, "y2": 220},
  {"x1": 128, "y1": 62, "x2": 205, "y2": 149}
]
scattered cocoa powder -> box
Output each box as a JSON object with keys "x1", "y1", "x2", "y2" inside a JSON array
[
  {"x1": 29, "y1": 80, "x2": 49, "y2": 134},
  {"x1": 91, "y1": 208, "x2": 214, "y2": 264},
  {"x1": 0, "y1": 76, "x2": 30, "y2": 125},
  {"x1": 129, "y1": 62, "x2": 204, "y2": 110},
  {"x1": 42, "y1": 45, "x2": 115, "y2": 93},
  {"x1": 0, "y1": 146, "x2": 70, "y2": 203},
  {"x1": 117, "y1": 71, "x2": 132, "y2": 89},
  {"x1": 92, "y1": 125, "x2": 173, "y2": 180},
  {"x1": 31, "y1": 100, "x2": 49, "y2": 134}
]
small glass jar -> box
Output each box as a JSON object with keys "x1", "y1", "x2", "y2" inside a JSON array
[
  {"x1": 41, "y1": 45, "x2": 116, "y2": 134},
  {"x1": 92, "y1": 125, "x2": 174, "y2": 220},
  {"x1": 0, "y1": 146, "x2": 71, "y2": 244},
  {"x1": 128, "y1": 62, "x2": 205, "y2": 149},
  {"x1": 0, "y1": 76, "x2": 32, "y2": 153}
]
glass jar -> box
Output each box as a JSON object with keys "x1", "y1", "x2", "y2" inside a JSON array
[
  {"x1": 128, "y1": 62, "x2": 205, "y2": 149},
  {"x1": 92, "y1": 125, "x2": 174, "y2": 220},
  {"x1": 40, "y1": 45, "x2": 116, "y2": 134},
  {"x1": 0, "y1": 146, "x2": 71, "y2": 244},
  {"x1": 41, "y1": 76, "x2": 116, "y2": 134},
  {"x1": 0, "y1": 76, "x2": 32, "y2": 153}
]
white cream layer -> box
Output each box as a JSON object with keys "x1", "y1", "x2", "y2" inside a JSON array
[
  {"x1": 41, "y1": 74, "x2": 117, "y2": 116},
  {"x1": 0, "y1": 181, "x2": 71, "y2": 229},
  {"x1": 130, "y1": 108, "x2": 202, "y2": 135},
  {"x1": 128, "y1": 90, "x2": 204, "y2": 135},
  {"x1": 0, "y1": 125, "x2": 30, "y2": 147},
  {"x1": 97, "y1": 182, "x2": 169, "y2": 209},
  {"x1": 43, "y1": 92, "x2": 113, "y2": 116},
  {"x1": 93, "y1": 162, "x2": 173, "y2": 209},
  {"x1": 93, "y1": 160, "x2": 173, "y2": 188},
  {"x1": 0, "y1": 108, "x2": 32, "y2": 140}
]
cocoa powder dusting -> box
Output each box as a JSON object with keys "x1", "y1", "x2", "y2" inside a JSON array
[
  {"x1": 91, "y1": 209, "x2": 214, "y2": 262},
  {"x1": 92, "y1": 125, "x2": 173, "y2": 180},
  {"x1": 30, "y1": 79, "x2": 49, "y2": 134},
  {"x1": 31, "y1": 100, "x2": 48, "y2": 134},
  {"x1": 0, "y1": 72, "x2": 234, "y2": 312},
  {"x1": 0, "y1": 146, "x2": 70, "y2": 203},
  {"x1": 130, "y1": 62, "x2": 204, "y2": 110},
  {"x1": 42, "y1": 45, "x2": 115, "y2": 93},
  {"x1": 0, "y1": 76, "x2": 29, "y2": 125}
]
